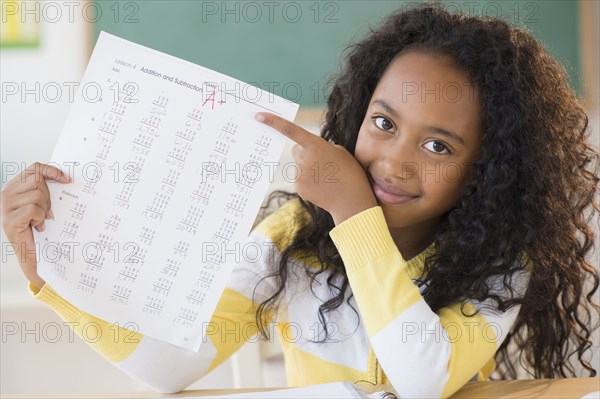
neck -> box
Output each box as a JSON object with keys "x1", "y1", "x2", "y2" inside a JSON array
[{"x1": 388, "y1": 216, "x2": 445, "y2": 261}]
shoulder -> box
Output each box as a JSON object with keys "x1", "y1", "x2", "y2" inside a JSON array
[
  {"x1": 468, "y1": 256, "x2": 532, "y2": 320},
  {"x1": 252, "y1": 198, "x2": 311, "y2": 252}
]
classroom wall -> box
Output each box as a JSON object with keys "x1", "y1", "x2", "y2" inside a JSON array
[
  {"x1": 0, "y1": 2, "x2": 147, "y2": 393},
  {"x1": 1, "y1": 3, "x2": 88, "y2": 294},
  {"x1": 91, "y1": 0, "x2": 584, "y2": 105},
  {"x1": 1, "y1": 0, "x2": 599, "y2": 395}
]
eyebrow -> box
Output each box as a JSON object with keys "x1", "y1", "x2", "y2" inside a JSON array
[{"x1": 372, "y1": 99, "x2": 466, "y2": 146}]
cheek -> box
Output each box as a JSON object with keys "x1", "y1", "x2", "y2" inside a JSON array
[{"x1": 424, "y1": 168, "x2": 467, "y2": 206}]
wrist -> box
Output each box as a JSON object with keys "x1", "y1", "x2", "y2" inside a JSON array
[
  {"x1": 28, "y1": 275, "x2": 46, "y2": 292},
  {"x1": 331, "y1": 198, "x2": 378, "y2": 226}
]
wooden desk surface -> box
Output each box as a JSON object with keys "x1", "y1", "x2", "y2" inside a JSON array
[
  {"x1": 2, "y1": 378, "x2": 598, "y2": 398},
  {"x1": 450, "y1": 378, "x2": 599, "y2": 398}
]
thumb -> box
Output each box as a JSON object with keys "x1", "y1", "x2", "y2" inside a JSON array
[
  {"x1": 49, "y1": 172, "x2": 72, "y2": 184},
  {"x1": 58, "y1": 174, "x2": 73, "y2": 183},
  {"x1": 34, "y1": 163, "x2": 72, "y2": 183}
]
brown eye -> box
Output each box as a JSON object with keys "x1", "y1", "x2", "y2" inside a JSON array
[
  {"x1": 424, "y1": 140, "x2": 451, "y2": 155},
  {"x1": 373, "y1": 116, "x2": 393, "y2": 131}
]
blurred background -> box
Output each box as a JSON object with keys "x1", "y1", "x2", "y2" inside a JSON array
[{"x1": 1, "y1": 0, "x2": 598, "y2": 395}]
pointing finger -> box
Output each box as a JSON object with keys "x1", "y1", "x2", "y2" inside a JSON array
[{"x1": 255, "y1": 112, "x2": 315, "y2": 147}]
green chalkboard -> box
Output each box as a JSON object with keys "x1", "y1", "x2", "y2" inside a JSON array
[{"x1": 93, "y1": 0, "x2": 581, "y2": 105}]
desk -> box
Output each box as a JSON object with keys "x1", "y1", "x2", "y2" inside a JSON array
[
  {"x1": 2, "y1": 378, "x2": 598, "y2": 398},
  {"x1": 450, "y1": 378, "x2": 599, "y2": 398}
]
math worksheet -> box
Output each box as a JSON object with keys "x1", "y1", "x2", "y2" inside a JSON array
[{"x1": 33, "y1": 31, "x2": 298, "y2": 351}]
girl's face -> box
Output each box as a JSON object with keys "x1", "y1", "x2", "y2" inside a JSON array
[{"x1": 355, "y1": 50, "x2": 482, "y2": 244}]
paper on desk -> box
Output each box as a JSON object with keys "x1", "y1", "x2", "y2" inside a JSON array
[
  {"x1": 32, "y1": 31, "x2": 298, "y2": 351},
  {"x1": 580, "y1": 391, "x2": 600, "y2": 399}
]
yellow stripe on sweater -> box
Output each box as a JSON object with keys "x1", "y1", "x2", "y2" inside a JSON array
[
  {"x1": 347, "y1": 250, "x2": 424, "y2": 335},
  {"x1": 30, "y1": 282, "x2": 142, "y2": 362},
  {"x1": 277, "y1": 322, "x2": 365, "y2": 387},
  {"x1": 205, "y1": 287, "x2": 272, "y2": 373},
  {"x1": 439, "y1": 301, "x2": 498, "y2": 397}
]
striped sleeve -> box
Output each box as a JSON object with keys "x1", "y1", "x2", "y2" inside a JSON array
[
  {"x1": 27, "y1": 208, "x2": 295, "y2": 394},
  {"x1": 329, "y1": 206, "x2": 530, "y2": 399}
]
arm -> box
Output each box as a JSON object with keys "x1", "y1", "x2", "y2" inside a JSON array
[
  {"x1": 28, "y1": 227, "x2": 279, "y2": 394},
  {"x1": 2, "y1": 162, "x2": 278, "y2": 393},
  {"x1": 251, "y1": 113, "x2": 528, "y2": 396},
  {"x1": 329, "y1": 206, "x2": 530, "y2": 399}
]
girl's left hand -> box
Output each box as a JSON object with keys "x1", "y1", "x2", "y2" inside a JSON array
[{"x1": 256, "y1": 112, "x2": 377, "y2": 225}]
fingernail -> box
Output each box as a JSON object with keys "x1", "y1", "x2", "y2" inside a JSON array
[
  {"x1": 255, "y1": 113, "x2": 265, "y2": 122},
  {"x1": 40, "y1": 222, "x2": 45, "y2": 232},
  {"x1": 48, "y1": 209, "x2": 54, "y2": 219},
  {"x1": 64, "y1": 175, "x2": 73, "y2": 182}
]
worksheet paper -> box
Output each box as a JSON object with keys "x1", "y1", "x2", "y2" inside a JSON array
[{"x1": 32, "y1": 31, "x2": 298, "y2": 351}]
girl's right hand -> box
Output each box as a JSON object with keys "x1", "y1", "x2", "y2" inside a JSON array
[{"x1": 1, "y1": 162, "x2": 72, "y2": 290}]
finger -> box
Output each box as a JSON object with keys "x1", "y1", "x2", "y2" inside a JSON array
[
  {"x1": 6, "y1": 171, "x2": 44, "y2": 195},
  {"x1": 1, "y1": 204, "x2": 40, "y2": 243},
  {"x1": 2, "y1": 167, "x2": 37, "y2": 193},
  {"x1": 24, "y1": 162, "x2": 72, "y2": 183},
  {"x1": 1, "y1": 189, "x2": 49, "y2": 216},
  {"x1": 255, "y1": 112, "x2": 315, "y2": 147},
  {"x1": 36, "y1": 176, "x2": 53, "y2": 218},
  {"x1": 8, "y1": 163, "x2": 70, "y2": 195},
  {"x1": 9, "y1": 203, "x2": 47, "y2": 232},
  {"x1": 10, "y1": 170, "x2": 50, "y2": 195},
  {"x1": 25, "y1": 204, "x2": 47, "y2": 231},
  {"x1": 5, "y1": 171, "x2": 54, "y2": 218}
]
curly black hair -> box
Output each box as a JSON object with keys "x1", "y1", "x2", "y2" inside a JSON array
[{"x1": 254, "y1": 2, "x2": 600, "y2": 380}]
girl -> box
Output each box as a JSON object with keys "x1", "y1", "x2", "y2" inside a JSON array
[{"x1": 2, "y1": 3, "x2": 599, "y2": 398}]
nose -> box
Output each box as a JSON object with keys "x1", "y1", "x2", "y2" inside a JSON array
[{"x1": 378, "y1": 139, "x2": 418, "y2": 182}]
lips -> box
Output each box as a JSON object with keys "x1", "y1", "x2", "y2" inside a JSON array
[{"x1": 370, "y1": 175, "x2": 419, "y2": 205}]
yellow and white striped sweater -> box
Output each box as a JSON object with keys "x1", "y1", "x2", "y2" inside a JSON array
[{"x1": 29, "y1": 199, "x2": 530, "y2": 398}]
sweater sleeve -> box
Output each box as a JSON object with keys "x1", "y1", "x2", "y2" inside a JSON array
[
  {"x1": 329, "y1": 206, "x2": 530, "y2": 399},
  {"x1": 28, "y1": 225, "x2": 281, "y2": 394}
]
